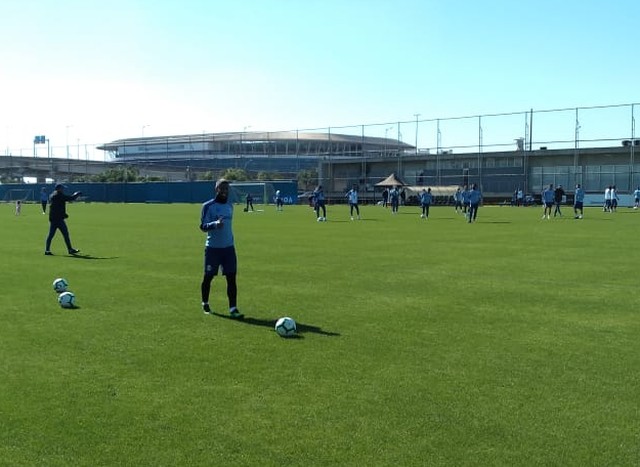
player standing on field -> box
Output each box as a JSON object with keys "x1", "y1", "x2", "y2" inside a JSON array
[
  {"x1": 389, "y1": 186, "x2": 400, "y2": 214},
  {"x1": 542, "y1": 184, "x2": 554, "y2": 219},
  {"x1": 573, "y1": 184, "x2": 585, "y2": 219},
  {"x1": 610, "y1": 185, "x2": 619, "y2": 212},
  {"x1": 633, "y1": 186, "x2": 640, "y2": 209},
  {"x1": 467, "y1": 184, "x2": 482, "y2": 223},
  {"x1": 346, "y1": 186, "x2": 360, "y2": 220},
  {"x1": 419, "y1": 188, "x2": 432, "y2": 219},
  {"x1": 40, "y1": 187, "x2": 49, "y2": 214},
  {"x1": 553, "y1": 184, "x2": 565, "y2": 217},
  {"x1": 453, "y1": 187, "x2": 463, "y2": 213},
  {"x1": 275, "y1": 190, "x2": 284, "y2": 211},
  {"x1": 199, "y1": 179, "x2": 243, "y2": 319},
  {"x1": 461, "y1": 185, "x2": 470, "y2": 217},
  {"x1": 313, "y1": 185, "x2": 327, "y2": 220}
]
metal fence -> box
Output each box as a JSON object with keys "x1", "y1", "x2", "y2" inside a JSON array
[{"x1": 2, "y1": 102, "x2": 637, "y2": 197}]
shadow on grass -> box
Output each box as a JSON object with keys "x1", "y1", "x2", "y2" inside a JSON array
[
  {"x1": 69, "y1": 253, "x2": 119, "y2": 260},
  {"x1": 211, "y1": 312, "x2": 340, "y2": 337}
]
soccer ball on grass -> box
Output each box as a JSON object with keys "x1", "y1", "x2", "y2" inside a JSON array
[
  {"x1": 53, "y1": 277, "x2": 68, "y2": 293},
  {"x1": 275, "y1": 316, "x2": 297, "y2": 337},
  {"x1": 58, "y1": 291, "x2": 76, "y2": 309}
]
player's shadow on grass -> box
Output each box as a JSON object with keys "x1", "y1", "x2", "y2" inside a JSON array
[
  {"x1": 69, "y1": 253, "x2": 119, "y2": 260},
  {"x1": 211, "y1": 312, "x2": 340, "y2": 337}
]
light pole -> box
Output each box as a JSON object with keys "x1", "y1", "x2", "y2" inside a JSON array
[
  {"x1": 414, "y1": 113, "x2": 420, "y2": 155},
  {"x1": 242, "y1": 125, "x2": 251, "y2": 161},
  {"x1": 384, "y1": 126, "x2": 393, "y2": 156},
  {"x1": 142, "y1": 125, "x2": 150, "y2": 137},
  {"x1": 65, "y1": 125, "x2": 73, "y2": 158}
]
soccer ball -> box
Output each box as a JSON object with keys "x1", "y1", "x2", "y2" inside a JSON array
[
  {"x1": 53, "y1": 278, "x2": 68, "y2": 293},
  {"x1": 58, "y1": 291, "x2": 76, "y2": 309},
  {"x1": 275, "y1": 316, "x2": 296, "y2": 337}
]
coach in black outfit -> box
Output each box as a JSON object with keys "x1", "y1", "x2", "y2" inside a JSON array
[{"x1": 44, "y1": 184, "x2": 82, "y2": 255}]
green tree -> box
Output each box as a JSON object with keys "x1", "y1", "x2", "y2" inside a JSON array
[
  {"x1": 297, "y1": 169, "x2": 318, "y2": 190},
  {"x1": 220, "y1": 168, "x2": 249, "y2": 181}
]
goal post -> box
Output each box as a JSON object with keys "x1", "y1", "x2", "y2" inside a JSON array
[{"x1": 228, "y1": 182, "x2": 275, "y2": 207}]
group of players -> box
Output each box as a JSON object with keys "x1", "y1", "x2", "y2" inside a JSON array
[{"x1": 39, "y1": 178, "x2": 640, "y2": 320}]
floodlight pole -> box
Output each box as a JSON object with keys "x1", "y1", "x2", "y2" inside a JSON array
[
  {"x1": 414, "y1": 113, "x2": 420, "y2": 155},
  {"x1": 65, "y1": 125, "x2": 73, "y2": 159}
]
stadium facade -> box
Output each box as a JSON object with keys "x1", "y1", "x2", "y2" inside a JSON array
[
  {"x1": 97, "y1": 131, "x2": 640, "y2": 201},
  {"x1": 96, "y1": 131, "x2": 414, "y2": 176}
]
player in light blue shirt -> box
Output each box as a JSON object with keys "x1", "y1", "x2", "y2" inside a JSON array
[
  {"x1": 313, "y1": 185, "x2": 327, "y2": 220},
  {"x1": 453, "y1": 187, "x2": 463, "y2": 213},
  {"x1": 541, "y1": 184, "x2": 555, "y2": 219},
  {"x1": 199, "y1": 179, "x2": 243, "y2": 319},
  {"x1": 467, "y1": 184, "x2": 482, "y2": 223},
  {"x1": 461, "y1": 185, "x2": 470, "y2": 217},
  {"x1": 389, "y1": 186, "x2": 400, "y2": 214},
  {"x1": 573, "y1": 183, "x2": 585, "y2": 219},
  {"x1": 419, "y1": 188, "x2": 432, "y2": 219},
  {"x1": 346, "y1": 186, "x2": 360, "y2": 220},
  {"x1": 634, "y1": 186, "x2": 640, "y2": 209}
]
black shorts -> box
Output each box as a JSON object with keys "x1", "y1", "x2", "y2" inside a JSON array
[{"x1": 204, "y1": 246, "x2": 237, "y2": 276}]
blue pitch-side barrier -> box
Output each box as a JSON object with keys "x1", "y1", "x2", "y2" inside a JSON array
[{"x1": 0, "y1": 181, "x2": 298, "y2": 204}]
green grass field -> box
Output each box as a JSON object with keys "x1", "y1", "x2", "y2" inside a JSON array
[{"x1": 1, "y1": 200, "x2": 639, "y2": 466}]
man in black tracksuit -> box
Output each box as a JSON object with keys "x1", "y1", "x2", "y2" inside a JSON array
[
  {"x1": 44, "y1": 184, "x2": 82, "y2": 255},
  {"x1": 553, "y1": 185, "x2": 565, "y2": 217}
]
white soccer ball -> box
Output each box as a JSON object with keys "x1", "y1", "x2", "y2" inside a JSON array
[
  {"x1": 58, "y1": 291, "x2": 76, "y2": 309},
  {"x1": 53, "y1": 278, "x2": 69, "y2": 293},
  {"x1": 275, "y1": 316, "x2": 296, "y2": 337}
]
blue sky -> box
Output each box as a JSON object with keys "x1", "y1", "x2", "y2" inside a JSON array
[{"x1": 1, "y1": 0, "x2": 638, "y2": 158}]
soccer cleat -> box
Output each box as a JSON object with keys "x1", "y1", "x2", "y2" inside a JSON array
[
  {"x1": 68, "y1": 248, "x2": 80, "y2": 255},
  {"x1": 229, "y1": 308, "x2": 244, "y2": 319},
  {"x1": 44, "y1": 251, "x2": 53, "y2": 256},
  {"x1": 202, "y1": 303, "x2": 211, "y2": 315}
]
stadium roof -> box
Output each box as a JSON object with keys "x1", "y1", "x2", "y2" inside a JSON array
[{"x1": 97, "y1": 131, "x2": 414, "y2": 151}]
